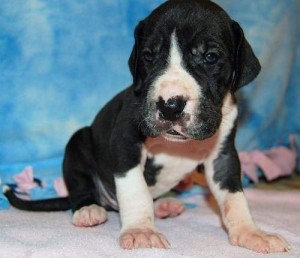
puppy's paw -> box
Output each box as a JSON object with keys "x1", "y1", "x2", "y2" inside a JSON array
[
  {"x1": 72, "y1": 204, "x2": 107, "y2": 227},
  {"x1": 229, "y1": 225, "x2": 291, "y2": 253},
  {"x1": 154, "y1": 197, "x2": 185, "y2": 218},
  {"x1": 120, "y1": 228, "x2": 170, "y2": 249}
]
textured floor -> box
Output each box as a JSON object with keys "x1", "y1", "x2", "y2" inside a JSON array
[
  {"x1": 256, "y1": 173, "x2": 300, "y2": 191},
  {"x1": 1, "y1": 188, "x2": 300, "y2": 258}
]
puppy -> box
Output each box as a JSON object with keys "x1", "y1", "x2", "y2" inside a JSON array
[{"x1": 4, "y1": 0, "x2": 291, "y2": 253}]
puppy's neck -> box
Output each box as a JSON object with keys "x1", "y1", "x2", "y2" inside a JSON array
[{"x1": 144, "y1": 133, "x2": 220, "y2": 161}]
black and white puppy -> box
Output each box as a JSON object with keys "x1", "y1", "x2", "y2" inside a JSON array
[{"x1": 4, "y1": 0, "x2": 291, "y2": 253}]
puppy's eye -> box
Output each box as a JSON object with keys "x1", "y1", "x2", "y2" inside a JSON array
[
  {"x1": 143, "y1": 50, "x2": 154, "y2": 62},
  {"x1": 204, "y1": 53, "x2": 219, "y2": 64}
]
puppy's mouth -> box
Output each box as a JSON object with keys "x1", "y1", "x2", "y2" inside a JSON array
[{"x1": 163, "y1": 129, "x2": 188, "y2": 142}]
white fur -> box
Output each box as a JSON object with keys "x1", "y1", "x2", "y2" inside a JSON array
[
  {"x1": 114, "y1": 165, "x2": 155, "y2": 234},
  {"x1": 222, "y1": 192, "x2": 255, "y2": 230},
  {"x1": 148, "y1": 153, "x2": 198, "y2": 198},
  {"x1": 154, "y1": 197, "x2": 185, "y2": 218},
  {"x1": 151, "y1": 31, "x2": 201, "y2": 128},
  {"x1": 72, "y1": 204, "x2": 107, "y2": 227}
]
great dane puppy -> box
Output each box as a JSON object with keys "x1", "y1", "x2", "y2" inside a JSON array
[{"x1": 4, "y1": 0, "x2": 290, "y2": 253}]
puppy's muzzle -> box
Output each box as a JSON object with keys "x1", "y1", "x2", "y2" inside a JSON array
[{"x1": 156, "y1": 96, "x2": 186, "y2": 122}]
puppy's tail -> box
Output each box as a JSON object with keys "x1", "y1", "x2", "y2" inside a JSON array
[{"x1": 3, "y1": 185, "x2": 71, "y2": 211}]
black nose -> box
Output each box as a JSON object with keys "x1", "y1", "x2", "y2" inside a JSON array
[{"x1": 156, "y1": 96, "x2": 186, "y2": 121}]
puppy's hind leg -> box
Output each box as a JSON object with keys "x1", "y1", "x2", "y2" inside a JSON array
[
  {"x1": 154, "y1": 197, "x2": 185, "y2": 218},
  {"x1": 72, "y1": 204, "x2": 107, "y2": 227},
  {"x1": 63, "y1": 127, "x2": 107, "y2": 227}
]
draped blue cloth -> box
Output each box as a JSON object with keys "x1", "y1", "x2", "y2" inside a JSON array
[{"x1": 0, "y1": 0, "x2": 299, "y2": 208}]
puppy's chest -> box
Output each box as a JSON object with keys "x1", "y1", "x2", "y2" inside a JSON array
[
  {"x1": 144, "y1": 153, "x2": 198, "y2": 198},
  {"x1": 143, "y1": 136, "x2": 218, "y2": 199}
]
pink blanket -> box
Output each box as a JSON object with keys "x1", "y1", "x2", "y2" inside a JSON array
[{"x1": 1, "y1": 189, "x2": 299, "y2": 258}]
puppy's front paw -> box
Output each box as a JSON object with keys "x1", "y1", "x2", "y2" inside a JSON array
[
  {"x1": 120, "y1": 228, "x2": 170, "y2": 249},
  {"x1": 72, "y1": 204, "x2": 107, "y2": 227},
  {"x1": 154, "y1": 197, "x2": 185, "y2": 218},
  {"x1": 229, "y1": 225, "x2": 291, "y2": 253}
]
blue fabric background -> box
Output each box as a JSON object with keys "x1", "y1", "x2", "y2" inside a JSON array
[{"x1": 0, "y1": 1, "x2": 299, "y2": 198}]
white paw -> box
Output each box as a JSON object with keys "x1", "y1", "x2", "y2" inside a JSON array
[
  {"x1": 120, "y1": 228, "x2": 170, "y2": 249},
  {"x1": 72, "y1": 204, "x2": 107, "y2": 227},
  {"x1": 154, "y1": 197, "x2": 185, "y2": 218},
  {"x1": 229, "y1": 225, "x2": 291, "y2": 253}
]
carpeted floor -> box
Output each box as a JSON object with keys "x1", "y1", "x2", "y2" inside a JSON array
[
  {"x1": 1, "y1": 186, "x2": 300, "y2": 258},
  {"x1": 256, "y1": 174, "x2": 300, "y2": 191}
]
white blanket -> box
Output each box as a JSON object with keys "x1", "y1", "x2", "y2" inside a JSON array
[{"x1": 1, "y1": 189, "x2": 299, "y2": 258}]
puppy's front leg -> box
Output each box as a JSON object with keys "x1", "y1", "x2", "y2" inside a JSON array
[
  {"x1": 114, "y1": 165, "x2": 170, "y2": 249},
  {"x1": 204, "y1": 151, "x2": 291, "y2": 253}
]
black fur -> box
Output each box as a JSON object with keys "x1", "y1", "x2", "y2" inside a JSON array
[
  {"x1": 3, "y1": 187, "x2": 70, "y2": 211},
  {"x1": 212, "y1": 125, "x2": 243, "y2": 193},
  {"x1": 144, "y1": 157, "x2": 163, "y2": 186},
  {"x1": 4, "y1": 0, "x2": 260, "y2": 213}
]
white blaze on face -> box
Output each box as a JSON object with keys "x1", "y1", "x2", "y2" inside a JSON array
[{"x1": 151, "y1": 31, "x2": 201, "y2": 121}]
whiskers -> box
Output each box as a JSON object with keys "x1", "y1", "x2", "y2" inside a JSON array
[
  {"x1": 202, "y1": 104, "x2": 236, "y2": 128},
  {"x1": 188, "y1": 104, "x2": 234, "y2": 129},
  {"x1": 137, "y1": 116, "x2": 153, "y2": 135}
]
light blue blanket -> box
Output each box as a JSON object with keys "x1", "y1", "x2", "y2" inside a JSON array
[{"x1": 1, "y1": 0, "x2": 299, "y2": 208}]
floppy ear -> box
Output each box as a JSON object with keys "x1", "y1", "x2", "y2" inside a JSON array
[
  {"x1": 128, "y1": 21, "x2": 145, "y2": 95},
  {"x1": 231, "y1": 21, "x2": 261, "y2": 92}
]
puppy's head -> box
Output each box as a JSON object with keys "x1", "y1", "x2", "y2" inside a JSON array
[{"x1": 129, "y1": 0, "x2": 261, "y2": 141}]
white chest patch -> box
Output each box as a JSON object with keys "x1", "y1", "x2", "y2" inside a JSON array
[
  {"x1": 148, "y1": 153, "x2": 198, "y2": 199},
  {"x1": 143, "y1": 135, "x2": 220, "y2": 199}
]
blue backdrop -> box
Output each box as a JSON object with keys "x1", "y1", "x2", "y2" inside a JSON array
[{"x1": 0, "y1": 0, "x2": 299, "y2": 206}]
